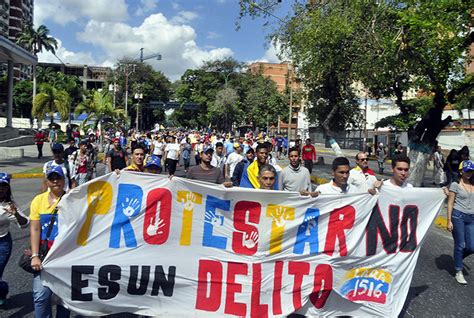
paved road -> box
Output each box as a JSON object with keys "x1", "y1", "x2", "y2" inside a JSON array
[{"x1": 0, "y1": 151, "x2": 471, "y2": 317}]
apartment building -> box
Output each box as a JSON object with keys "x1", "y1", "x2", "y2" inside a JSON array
[{"x1": 38, "y1": 62, "x2": 110, "y2": 90}]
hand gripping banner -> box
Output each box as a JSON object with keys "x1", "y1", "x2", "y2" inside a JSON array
[{"x1": 41, "y1": 172, "x2": 445, "y2": 317}]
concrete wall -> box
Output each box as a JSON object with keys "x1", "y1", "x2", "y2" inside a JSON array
[
  {"x1": 0, "y1": 147, "x2": 23, "y2": 160},
  {"x1": 437, "y1": 130, "x2": 474, "y2": 150},
  {"x1": 0, "y1": 135, "x2": 34, "y2": 147}
]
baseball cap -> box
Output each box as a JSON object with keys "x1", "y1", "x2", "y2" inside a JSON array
[
  {"x1": 462, "y1": 160, "x2": 474, "y2": 172},
  {"x1": 113, "y1": 137, "x2": 120, "y2": 143},
  {"x1": 0, "y1": 173, "x2": 10, "y2": 184},
  {"x1": 46, "y1": 165, "x2": 65, "y2": 179},
  {"x1": 52, "y1": 143, "x2": 64, "y2": 152},
  {"x1": 203, "y1": 145, "x2": 214, "y2": 154},
  {"x1": 233, "y1": 143, "x2": 241, "y2": 149},
  {"x1": 145, "y1": 155, "x2": 161, "y2": 168}
]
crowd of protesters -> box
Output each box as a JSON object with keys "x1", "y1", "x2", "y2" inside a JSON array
[{"x1": 1, "y1": 125, "x2": 472, "y2": 315}]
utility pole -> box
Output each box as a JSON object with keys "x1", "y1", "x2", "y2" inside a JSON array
[
  {"x1": 288, "y1": 65, "x2": 293, "y2": 141},
  {"x1": 121, "y1": 64, "x2": 136, "y2": 126}
]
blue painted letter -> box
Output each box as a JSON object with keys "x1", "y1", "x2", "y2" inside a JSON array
[
  {"x1": 203, "y1": 195, "x2": 230, "y2": 249},
  {"x1": 293, "y1": 208, "x2": 320, "y2": 254}
]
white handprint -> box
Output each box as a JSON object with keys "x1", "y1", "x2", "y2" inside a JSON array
[
  {"x1": 205, "y1": 210, "x2": 223, "y2": 225},
  {"x1": 146, "y1": 217, "x2": 166, "y2": 236},
  {"x1": 183, "y1": 192, "x2": 195, "y2": 210},
  {"x1": 304, "y1": 215, "x2": 318, "y2": 229},
  {"x1": 243, "y1": 231, "x2": 259, "y2": 249},
  {"x1": 121, "y1": 197, "x2": 140, "y2": 217},
  {"x1": 272, "y1": 206, "x2": 288, "y2": 227}
]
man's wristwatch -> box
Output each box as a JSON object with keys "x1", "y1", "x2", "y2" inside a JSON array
[{"x1": 30, "y1": 253, "x2": 40, "y2": 259}]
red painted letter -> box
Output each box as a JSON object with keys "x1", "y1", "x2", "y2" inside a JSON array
[
  {"x1": 232, "y1": 201, "x2": 260, "y2": 256},
  {"x1": 272, "y1": 261, "x2": 283, "y2": 315},
  {"x1": 195, "y1": 260, "x2": 222, "y2": 312},
  {"x1": 288, "y1": 261, "x2": 310, "y2": 311},
  {"x1": 143, "y1": 188, "x2": 172, "y2": 245},
  {"x1": 310, "y1": 264, "x2": 333, "y2": 309},
  {"x1": 251, "y1": 263, "x2": 268, "y2": 317},
  {"x1": 225, "y1": 262, "x2": 248, "y2": 316},
  {"x1": 324, "y1": 206, "x2": 355, "y2": 256}
]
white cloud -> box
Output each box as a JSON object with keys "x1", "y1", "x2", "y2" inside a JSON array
[
  {"x1": 34, "y1": 0, "x2": 128, "y2": 26},
  {"x1": 135, "y1": 0, "x2": 158, "y2": 16},
  {"x1": 76, "y1": 13, "x2": 233, "y2": 80},
  {"x1": 170, "y1": 11, "x2": 199, "y2": 25},
  {"x1": 246, "y1": 43, "x2": 283, "y2": 65},
  {"x1": 37, "y1": 39, "x2": 97, "y2": 65},
  {"x1": 206, "y1": 31, "x2": 221, "y2": 40}
]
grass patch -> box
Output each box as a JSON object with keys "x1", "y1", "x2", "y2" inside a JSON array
[{"x1": 18, "y1": 167, "x2": 44, "y2": 174}]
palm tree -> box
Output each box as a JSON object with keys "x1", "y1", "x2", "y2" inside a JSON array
[
  {"x1": 32, "y1": 83, "x2": 71, "y2": 125},
  {"x1": 75, "y1": 90, "x2": 126, "y2": 143},
  {"x1": 17, "y1": 23, "x2": 58, "y2": 109}
]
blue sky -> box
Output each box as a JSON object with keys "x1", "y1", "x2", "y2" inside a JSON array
[{"x1": 35, "y1": 0, "x2": 292, "y2": 80}]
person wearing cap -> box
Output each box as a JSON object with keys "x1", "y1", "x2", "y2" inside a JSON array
[
  {"x1": 106, "y1": 137, "x2": 128, "y2": 173},
  {"x1": 226, "y1": 142, "x2": 244, "y2": 179},
  {"x1": 447, "y1": 160, "x2": 474, "y2": 285},
  {"x1": 301, "y1": 138, "x2": 317, "y2": 174},
  {"x1": 187, "y1": 146, "x2": 232, "y2": 187},
  {"x1": 30, "y1": 166, "x2": 70, "y2": 317},
  {"x1": 34, "y1": 129, "x2": 46, "y2": 159},
  {"x1": 42, "y1": 143, "x2": 76, "y2": 192},
  {"x1": 144, "y1": 155, "x2": 162, "y2": 174},
  {"x1": 0, "y1": 173, "x2": 29, "y2": 305},
  {"x1": 232, "y1": 148, "x2": 255, "y2": 186},
  {"x1": 125, "y1": 144, "x2": 146, "y2": 172},
  {"x1": 69, "y1": 140, "x2": 94, "y2": 186}
]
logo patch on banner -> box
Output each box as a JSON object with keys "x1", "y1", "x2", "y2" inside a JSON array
[{"x1": 340, "y1": 268, "x2": 392, "y2": 304}]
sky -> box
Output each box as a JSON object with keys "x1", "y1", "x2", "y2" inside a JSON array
[{"x1": 34, "y1": 0, "x2": 292, "y2": 81}]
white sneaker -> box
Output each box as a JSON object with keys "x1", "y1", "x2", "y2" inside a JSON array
[{"x1": 455, "y1": 271, "x2": 467, "y2": 285}]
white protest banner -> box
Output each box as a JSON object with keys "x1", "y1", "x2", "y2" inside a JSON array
[{"x1": 41, "y1": 172, "x2": 445, "y2": 317}]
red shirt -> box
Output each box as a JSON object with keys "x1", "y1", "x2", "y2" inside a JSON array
[
  {"x1": 302, "y1": 144, "x2": 317, "y2": 161},
  {"x1": 35, "y1": 132, "x2": 46, "y2": 145}
]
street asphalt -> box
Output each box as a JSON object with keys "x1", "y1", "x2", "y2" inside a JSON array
[{"x1": 0, "y1": 145, "x2": 471, "y2": 317}]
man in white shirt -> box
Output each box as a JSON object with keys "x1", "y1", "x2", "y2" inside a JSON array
[
  {"x1": 211, "y1": 142, "x2": 226, "y2": 175},
  {"x1": 348, "y1": 152, "x2": 378, "y2": 192},
  {"x1": 317, "y1": 157, "x2": 380, "y2": 195},
  {"x1": 226, "y1": 143, "x2": 244, "y2": 178},
  {"x1": 382, "y1": 155, "x2": 413, "y2": 188}
]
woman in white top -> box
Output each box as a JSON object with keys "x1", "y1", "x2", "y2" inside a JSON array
[{"x1": 0, "y1": 173, "x2": 29, "y2": 304}]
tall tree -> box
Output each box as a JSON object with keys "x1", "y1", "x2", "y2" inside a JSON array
[
  {"x1": 239, "y1": 0, "x2": 473, "y2": 185},
  {"x1": 208, "y1": 87, "x2": 241, "y2": 131},
  {"x1": 32, "y1": 83, "x2": 70, "y2": 125},
  {"x1": 17, "y1": 23, "x2": 58, "y2": 103},
  {"x1": 13, "y1": 80, "x2": 33, "y2": 118},
  {"x1": 75, "y1": 90, "x2": 126, "y2": 133}
]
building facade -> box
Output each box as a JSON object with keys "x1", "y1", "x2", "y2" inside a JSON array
[{"x1": 38, "y1": 62, "x2": 110, "y2": 90}]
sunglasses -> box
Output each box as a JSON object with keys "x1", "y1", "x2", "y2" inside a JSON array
[{"x1": 359, "y1": 158, "x2": 368, "y2": 162}]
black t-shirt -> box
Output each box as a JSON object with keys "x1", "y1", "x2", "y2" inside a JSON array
[{"x1": 107, "y1": 148, "x2": 128, "y2": 170}]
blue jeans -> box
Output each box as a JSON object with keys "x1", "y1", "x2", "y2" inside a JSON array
[
  {"x1": 451, "y1": 209, "x2": 474, "y2": 271},
  {"x1": 0, "y1": 233, "x2": 12, "y2": 300},
  {"x1": 33, "y1": 274, "x2": 70, "y2": 318}
]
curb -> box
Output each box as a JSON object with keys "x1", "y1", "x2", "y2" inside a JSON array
[{"x1": 11, "y1": 173, "x2": 44, "y2": 179}]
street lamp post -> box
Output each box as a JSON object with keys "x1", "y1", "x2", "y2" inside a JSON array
[
  {"x1": 120, "y1": 64, "x2": 136, "y2": 125},
  {"x1": 135, "y1": 92, "x2": 143, "y2": 131}
]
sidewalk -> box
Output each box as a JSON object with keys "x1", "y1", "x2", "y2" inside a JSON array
[{"x1": 0, "y1": 144, "x2": 53, "y2": 176}]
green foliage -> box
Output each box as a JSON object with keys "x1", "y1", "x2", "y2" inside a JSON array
[
  {"x1": 75, "y1": 90, "x2": 126, "y2": 130},
  {"x1": 16, "y1": 23, "x2": 58, "y2": 54},
  {"x1": 13, "y1": 80, "x2": 33, "y2": 118},
  {"x1": 239, "y1": 0, "x2": 473, "y2": 146},
  {"x1": 375, "y1": 96, "x2": 434, "y2": 130},
  {"x1": 110, "y1": 59, "x2": 172, "y2": 129},
  {"x1": 32, "y1": 83, "x2": 71, "y2": 123},
  {"x1": 173, "y1": 59, "x2": 286, "y2": 130}
]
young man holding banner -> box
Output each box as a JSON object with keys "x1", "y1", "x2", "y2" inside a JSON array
[{"x1": 317, "y1": 157, "x2": 380, "y2": 195}]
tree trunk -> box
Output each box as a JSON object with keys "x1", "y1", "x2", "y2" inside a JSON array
[
  {"x1": 322, "y1": 103, "x2": 344, "y2": 157},
  {"x1": 406, "y1": 90, "x2": 451, "y2": 186}
]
